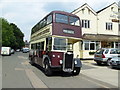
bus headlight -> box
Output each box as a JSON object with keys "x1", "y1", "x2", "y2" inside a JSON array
[
  {"x1": 75, "y1": 60, "x2": 77, "y2": 64},
  {"x1": 53, "y1": 55, "x2": 55, "y2": 57},
  {"x1": 60, "y1": 60, "x2": 63, "y2": 64}
]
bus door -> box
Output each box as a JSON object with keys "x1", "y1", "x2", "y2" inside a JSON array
[{"x1": 68, "y1": 39, "x2": 80, "y2": 58}]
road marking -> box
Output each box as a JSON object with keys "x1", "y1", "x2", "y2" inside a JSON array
[
  {"x1": 21, "y1": 61, "x2": 29, "y2": 65},
  {"x1": 25, "y1": 69, "x2": 48, "y2": 88},
  {"x1": 81, "y1": 74, "x2": 110, "y2": 88}
]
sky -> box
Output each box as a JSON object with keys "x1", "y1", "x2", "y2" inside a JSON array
[{"x1": 0, "y1": 0, "x2": 119, "y2": 41}]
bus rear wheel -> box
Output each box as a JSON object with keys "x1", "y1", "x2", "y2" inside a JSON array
[
  {"x1": 72, "y1": 67, "x2": 81, "y2": 76},
  {"x1": 44, "y1": 60, "x2": 52, "y2": 76},
  {"x1": 30, "y1": 56, "x2": 35, "y2": 66}
]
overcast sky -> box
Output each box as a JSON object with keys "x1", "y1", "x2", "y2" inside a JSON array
[{"x1": 0, "y1": 0, "x2": 119, "y2": 41}]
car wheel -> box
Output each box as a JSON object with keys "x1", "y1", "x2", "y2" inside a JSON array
[
  {"x1": 44, "y1": 60, "x2": 52, "y2": 76},
  {"x1": 72, "y1": 67, "x2": 81, "y2": 76},
  {"x1": 96, "y1": 62, "x2": 102, "y2": 65},
  {"x1": 107, "y1": 59, "x2": 111, "y2": 66},
  {"x1": 109, "y1": 64, "x2": 114, "y2": 69}
]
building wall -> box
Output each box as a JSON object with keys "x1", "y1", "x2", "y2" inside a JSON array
[
  {"x1": 97, "y1": 4, "x2": 119, "y2": 35},
  {"x1": 73, "y1": 5, "x2": 97, "y2": 35},
  {"x1": 72, "y1": 3, "x2": 119, "y2": 59}
]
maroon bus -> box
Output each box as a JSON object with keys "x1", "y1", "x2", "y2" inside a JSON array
[{"x1": 29, "y1": 11, "x2": 82, "y2": 76}]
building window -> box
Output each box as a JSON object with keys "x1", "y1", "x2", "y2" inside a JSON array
[
  {"x1": 111, "y1": 7, "x2": 114, "y2": 11},
  {"x1": 115, "y1": 42, "x2": 120, "y2": 48},
  {"x1": 82, "y1": 20, "x2": 90, "y2": 28},
  {"x1": 82, "y1": 9, "x2": 84, "y2": 14},
  {"x1": 106, "y1": 22, "x2": 112, "y2": 30},
  {"x1": 85, "y1": 42, "x2": 89, "y2": 50},
  {"x1": 88, "y1": 9, "x2": 91, "y2": 14},
  {"x1": 83, "y1": 41, "x2": 100, "y2": 50}
]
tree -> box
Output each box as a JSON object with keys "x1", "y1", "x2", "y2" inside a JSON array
[
  {"x1": 1, "y1": 18, "x2": 25, "y2": 49},
  {"x1": 10, "y1": 23, "x2": 25, "y2": 49},
  {"x1": 1, "y1": 18, "x2": 16, "y2": 48}
]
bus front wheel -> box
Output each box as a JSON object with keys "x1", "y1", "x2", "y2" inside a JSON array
[{"x1": 72, "y1": 67, "x2": 81, "y2": 76}]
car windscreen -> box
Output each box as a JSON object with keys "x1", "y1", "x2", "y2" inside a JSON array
[{"x1": 96, "y1": 49, "x2": 104, "y2": 54}]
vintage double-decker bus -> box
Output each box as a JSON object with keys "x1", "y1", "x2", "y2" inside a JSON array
[{"x1": 29, "y1": 11, "x2": 82, "y2": 76}]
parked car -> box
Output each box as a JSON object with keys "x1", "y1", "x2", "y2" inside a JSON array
[
  {"x1": 1, "y1": 47, "x2": 11, "y2": 56},
  {"x1": 11, "y1": 49, "x2": 15, "y2": 54},
  {"x1": 94, "y1": 48, "x2": 120, "y2": 65},
  {"x1": 108, "y1": 56, "x2": 120, "y2": 69},
  {"x1": 22, "y1": 48, "x2": 29, "y2": 53},
  {"x1": 16, "y1": 49, "x2": 20, "y2": 52}
]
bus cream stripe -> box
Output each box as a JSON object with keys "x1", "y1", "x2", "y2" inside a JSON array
[{"x1": 25, "y1": 69, "x2": 48, "y2": 88}]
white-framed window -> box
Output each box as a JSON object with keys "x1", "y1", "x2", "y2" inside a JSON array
[
  {"x1": 106, "y1": 22, "x2": 112, "y2": 30},
  {"x1": 83, "y1": 41, "x2": 100, "y2": 50},
  {"x1": 114, "y1": 42, "x2": 120, "y2": 48},
  {"x1": 82, "y1": 20, "x2": 90, "y2": 28},
  {"x1": 82, "y1": 9, "x2": 85, "y2": 14}
]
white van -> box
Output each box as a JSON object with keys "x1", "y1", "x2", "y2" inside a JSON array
[{"x1": 1, "y1": 47, "x2": 11, "y2": 56}]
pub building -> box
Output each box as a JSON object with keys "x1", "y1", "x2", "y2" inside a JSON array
[{"x1": 72, "y1": 2, "x2": 120, "y2": 59}]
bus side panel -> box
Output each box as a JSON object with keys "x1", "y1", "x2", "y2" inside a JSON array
[
  {"x1": 36, "y1": 50, "x2": 44, "y2": 67},
  {"x1": 48, "y1": 52, "x2": 63, "y2": 67}
]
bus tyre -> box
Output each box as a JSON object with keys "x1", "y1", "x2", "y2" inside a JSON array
[
  {"x1": 30, "y1": 57, "x2": 35, "y2": 66},
  {"x1": 44, "y1": 60, "x2": 52, "y2": 76},
  {"x1": 72, "y1": 67, "x2": 81, "y2": 76},
  {"x1": 107, "y1": 59, "x2": 111, "y2": 66},
  {"x1": 30, "y1": 60, "x2": 35, "y2": 66}
]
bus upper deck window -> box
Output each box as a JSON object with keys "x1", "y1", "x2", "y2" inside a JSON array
[
  {"x1": 47, "y1": 15, "x2": 52, "y2": 24},
  {"x1": 55, "y1": 14, "x2": 68, "y2": 24},
  {"x1": 69, "y1": 16, "x2": 80, "y2": 26}
]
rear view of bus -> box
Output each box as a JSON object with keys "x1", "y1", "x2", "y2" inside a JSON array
[{"x1": 29, "y1": 11, "x2": 82, "y2": 76}]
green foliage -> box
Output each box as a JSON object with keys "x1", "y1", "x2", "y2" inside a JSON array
[
  {"x1": 1, "y1": 18, "x2": 25, "y2": 49},
  {"x1": 89, "y1": 51, "x2": 96, "y2": 55},
  {"x1": 10, "y1": 23, "x2": 25, "y2": 49}
]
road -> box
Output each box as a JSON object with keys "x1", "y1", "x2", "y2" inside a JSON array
[{"x1": 1, "y1": 52, "x2": 119, "y2": 89}]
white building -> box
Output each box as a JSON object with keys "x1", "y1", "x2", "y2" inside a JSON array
[{"x1": 72, "y1": 2, "x2": 120, "y2": 59}]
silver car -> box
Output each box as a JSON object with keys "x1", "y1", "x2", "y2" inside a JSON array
[
  {"x1": 108, "y1": 56, "x2": 120, "y2": 69},
  {"x1": 94, "y1": 48, "x2": 120, "y2": 65}
]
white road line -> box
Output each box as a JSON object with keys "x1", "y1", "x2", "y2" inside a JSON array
[{"x1": 25, "y1": 69, "x2": 48, "y2": 88}]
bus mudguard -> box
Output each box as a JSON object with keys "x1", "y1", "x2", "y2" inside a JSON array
[{"x1": 74, "y1": 58, "x2": 82, "y2": 68}]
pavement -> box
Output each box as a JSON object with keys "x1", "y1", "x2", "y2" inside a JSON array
[{"x1": 81, "y1": 60, "x2": 119, "y2": 88}]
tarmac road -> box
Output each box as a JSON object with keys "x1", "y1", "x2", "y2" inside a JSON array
[{"x1": 1, "y1": 52, "x2": 119, "y2": 89}]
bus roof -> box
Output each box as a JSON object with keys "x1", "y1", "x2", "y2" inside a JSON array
[{"x1": 50, "y1": 11, "x2": 79, "y2": 17}]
